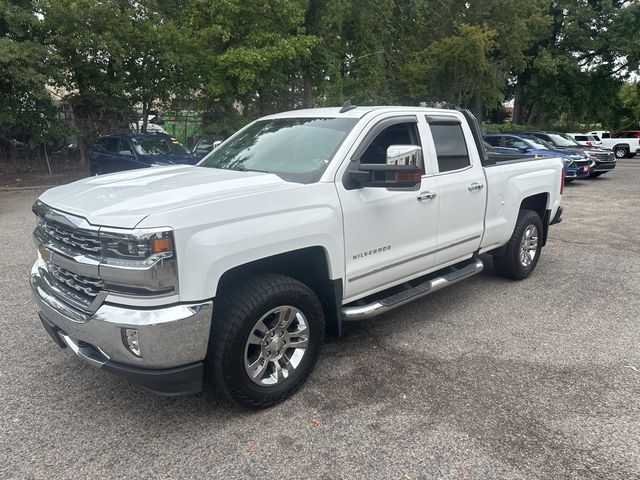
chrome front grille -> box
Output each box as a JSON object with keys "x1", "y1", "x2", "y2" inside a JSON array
[
  {"x1": 49, "y1": 264, "x2": 103, "y2": 300},
  {"x1": 42, "y1": 221, "x2": 102, "y2": 256},
  {"x1": 593, "y1": 152, "x2": 615, "y2": 162}
]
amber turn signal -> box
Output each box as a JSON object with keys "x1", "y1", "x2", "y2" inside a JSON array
[
  {"x1": 151, "y1": 237, "x2": 172, "y2": 254},
  {"x1": 395, "y1": 171, "x2": 422, "y2": 182}
]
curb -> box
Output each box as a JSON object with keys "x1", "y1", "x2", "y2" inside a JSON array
[{"x1": 0, "y1": 185, "x2": 59, "y2": 192}]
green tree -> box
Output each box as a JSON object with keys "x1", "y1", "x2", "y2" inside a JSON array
[
  {"x1": 0, "y1": 0, "x2": 66, "y2": 151},
  {"x1": 512, "y1": 0, "x2": 640, "y2": 125}
]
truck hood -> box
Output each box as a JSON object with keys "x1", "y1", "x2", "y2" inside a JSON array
[
  {"x1": 39, "y1": 166, "x2": 294, "y2": 228},
  {"x1": 138, "y1": 154, "x2": 199, "y2": 165}
]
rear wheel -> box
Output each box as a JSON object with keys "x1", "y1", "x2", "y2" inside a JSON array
[
  {"x1": 493, "y1": 209, "x2": 543, "y2": 280},
  {"x1": 614, "y1": 146, "x2": 628, "y2": 159},
  {"x1": 207, "y1": 274, "x2": 324, "y2": 409}
]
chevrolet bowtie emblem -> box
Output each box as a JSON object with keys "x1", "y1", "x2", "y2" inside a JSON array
[{"x1": 38, "y1": 244, "x2": 51, "y2": 263}]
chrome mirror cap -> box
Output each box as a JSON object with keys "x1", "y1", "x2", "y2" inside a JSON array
[{"x1": 386, "y1": 145, "x2": 422, "y2": 167}]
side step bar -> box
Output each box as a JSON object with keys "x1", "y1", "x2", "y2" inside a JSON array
[{"x1": 341, "y1": 258, "x2": 484, "y2": 321}]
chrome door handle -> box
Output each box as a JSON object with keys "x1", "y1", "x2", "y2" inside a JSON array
[
  {"x1": 468, "y1": 182, "x2": 484, "y2": 191},
  {"x1": 417, "y1": 191, "x2": 437, "y2": 201}
]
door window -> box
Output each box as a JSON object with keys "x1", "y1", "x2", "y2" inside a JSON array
[
  {"x1": 359, "y1": 122, "x2": 420, "y2": 165},
  {"x1": 484, "y1": 136, "x2": 501, "y2": 147},
  {"x1": 430, "y1": 123, "x2": 470, "y2": 172},
  {"x1": 118, "y1": 139, "x2": 134, "y2": 156},
  {"x1": 503, "y1": 137, "x2": 527, "y2": 149}
]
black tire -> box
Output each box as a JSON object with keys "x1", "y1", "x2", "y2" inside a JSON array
[
  {"x1": 492, "y1": 209, "x2": 543, "y2": 280},
  {"x1": 564, "y1": 178, "x2": 574, "y2": 184},
  {"x1": 589, "y1": 172, "x2": 604, "y2": 177},
  {"x1": 614, "y1": 147, "x2": 628, "y2": 159},
  {"x1": 207, "y1": 274, "x2": 325, "y2": 409}
]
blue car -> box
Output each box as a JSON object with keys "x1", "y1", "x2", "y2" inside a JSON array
[
  {"x1": 483, "y1": 133, "x2": 592, "y2": 181},
  {"x1": 90, "y1": 133, "x2": 197, "y2": 175}
]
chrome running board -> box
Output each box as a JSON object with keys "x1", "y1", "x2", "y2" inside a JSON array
[{"x1": 341, "y1": 258, "x2": 484, "y2": 321}]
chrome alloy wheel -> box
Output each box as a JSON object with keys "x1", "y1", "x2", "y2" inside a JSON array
[
  {"x1": 244, "y1": 306, "x2": 309, "y2": 386},
  {"x1": 519, "y1": 225, "x2": 539, "y2": 267}
]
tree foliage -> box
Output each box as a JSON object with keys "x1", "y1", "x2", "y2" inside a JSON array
[
  {"x1": 1, "y1": 0, "x2": 639, "y2": 153},
  {"x1": 0, "y1": 0, "x2": 67, "y2": 144}
]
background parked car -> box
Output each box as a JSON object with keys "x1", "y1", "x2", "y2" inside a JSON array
[
  {"x1": 484, "y1": 133, "x2": 592, "y2": 181},
  {"x1": 588, "y1": 130, "x2": 611, "y2": 140},
  {"x1": 588, "y1": 130, "x2": 640, "y2": 158},
  {"x1": 90, "y1": 133, "x2": 197, "y2": 175},
  {"x1": 191, "y1": 135, "x2": 224, "y2": 160},
  {"x1": 566, "y1": 133, "x2": 602, "y2": 147},
  {"x1": 524, "y1": 131, "x2": 616, "y2": 175}
]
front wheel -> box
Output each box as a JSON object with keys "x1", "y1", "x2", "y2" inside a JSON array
[
  {"x1": 492, "y1": 209, "x2": 543, "y2": 280},
  {"x1": 207, "y1": 274, "x2": 325, "y2": 409},
  {"x1": 589, "y1": 172, "x2": 604, "y2": 177}
]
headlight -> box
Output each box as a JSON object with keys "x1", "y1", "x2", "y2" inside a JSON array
[
  {"x1": 100, "y1": 229, "x2": 173, "y2": 263},
  {"x1": 99, "y1": 228, "x2": 178, "y2": 296}
]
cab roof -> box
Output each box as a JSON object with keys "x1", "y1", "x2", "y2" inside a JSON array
[{"x1": 261, "y1": 106, "x2": 462, "y2": 120}]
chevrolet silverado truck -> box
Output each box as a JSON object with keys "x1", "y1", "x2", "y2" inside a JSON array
[{"x1": 30, "y1": 106, "x2": 563, "y2": 408}]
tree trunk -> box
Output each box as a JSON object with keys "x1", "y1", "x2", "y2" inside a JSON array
[
  {"x1": 303, "y1": 73, "x2": 313, "y2": 108},
  {"x1": 43, "y1": 145, "x2": 52, "y2": 175},
  {"x1": 512, "y1": 75, "x2": 525, "y2": 124},
  {"x1": 141, "y1": 101, "x2": 149, "y2": 133}
]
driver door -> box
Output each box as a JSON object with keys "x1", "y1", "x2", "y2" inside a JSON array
[{"x1": 337, "y1": 115, "x2": 439, "y2": 302}]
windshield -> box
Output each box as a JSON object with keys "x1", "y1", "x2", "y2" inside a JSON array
[
  {"x1": 547, "y1": 133, "x2": 580, "y2": 147},
  {"x1": 199, "y1": 117, "x2": 358, "y2": 183},
  {"x1": 133, "y1": 137, "x2": 190, "y2": 156}
]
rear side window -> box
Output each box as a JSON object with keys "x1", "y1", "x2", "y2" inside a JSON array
[
  {"x1": 602, "y1": 132, "x2": 611, "y2": 138},
  {"x1": 430, "y1": 123, "x2": 470, "y2": 172},
  {"x1": 105, "y1": 137, "x2": 120, "y2": 153},
  {"x1": 574, "y1": 135, "x2": 588, "y2": 141}
]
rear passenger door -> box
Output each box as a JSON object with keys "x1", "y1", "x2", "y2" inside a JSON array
[{"x1": 425, "y1": 116, "x2": 486, "y2": 266}]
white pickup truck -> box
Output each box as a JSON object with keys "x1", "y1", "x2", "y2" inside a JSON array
[
  {"x1": 30, "y1": 106, "x2": 564, "y2": 408},
  {"x1": 588, "y1": 132, "x2": 640, "y2": 158}
]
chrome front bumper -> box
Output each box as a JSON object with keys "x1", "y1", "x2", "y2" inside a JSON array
[{"x1": 30, "y1": 261, "x2": 213, "y2": 371}]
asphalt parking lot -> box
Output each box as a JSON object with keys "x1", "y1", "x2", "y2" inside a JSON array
[{"x1": 1, "y1": 160, "x2": 639, "y2": 479}]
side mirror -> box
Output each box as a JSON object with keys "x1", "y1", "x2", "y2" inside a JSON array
[
  {"x1": 517, "y1": 144, "x2": 529, "y2": 153},
  {"x1": 212, "y1": 140, "x2": 223, "y2": 149},
  {"x1": 386, "y1": 145, "x2": 422, "y2": 166},
  {"x1": 348, "y1": 145, "x2": 423, "y2": 189},
  {"x1": 119, "y1": 150, "x2": 135, "y2": 157}
]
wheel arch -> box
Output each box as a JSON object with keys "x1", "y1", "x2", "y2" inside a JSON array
[
  {"x1": 613, "y1": 143, "x2": 630, "y2": 151},
  {"x1": 216, "y1": 247, "x2": 344, "y2": 337},
  {"x1": 519, "y1": 192, "x2": 550, "y2": 247}
]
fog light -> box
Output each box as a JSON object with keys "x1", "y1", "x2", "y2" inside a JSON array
[{"x1": 121, "y1": 328, "x2": 142, "y2": 357}]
